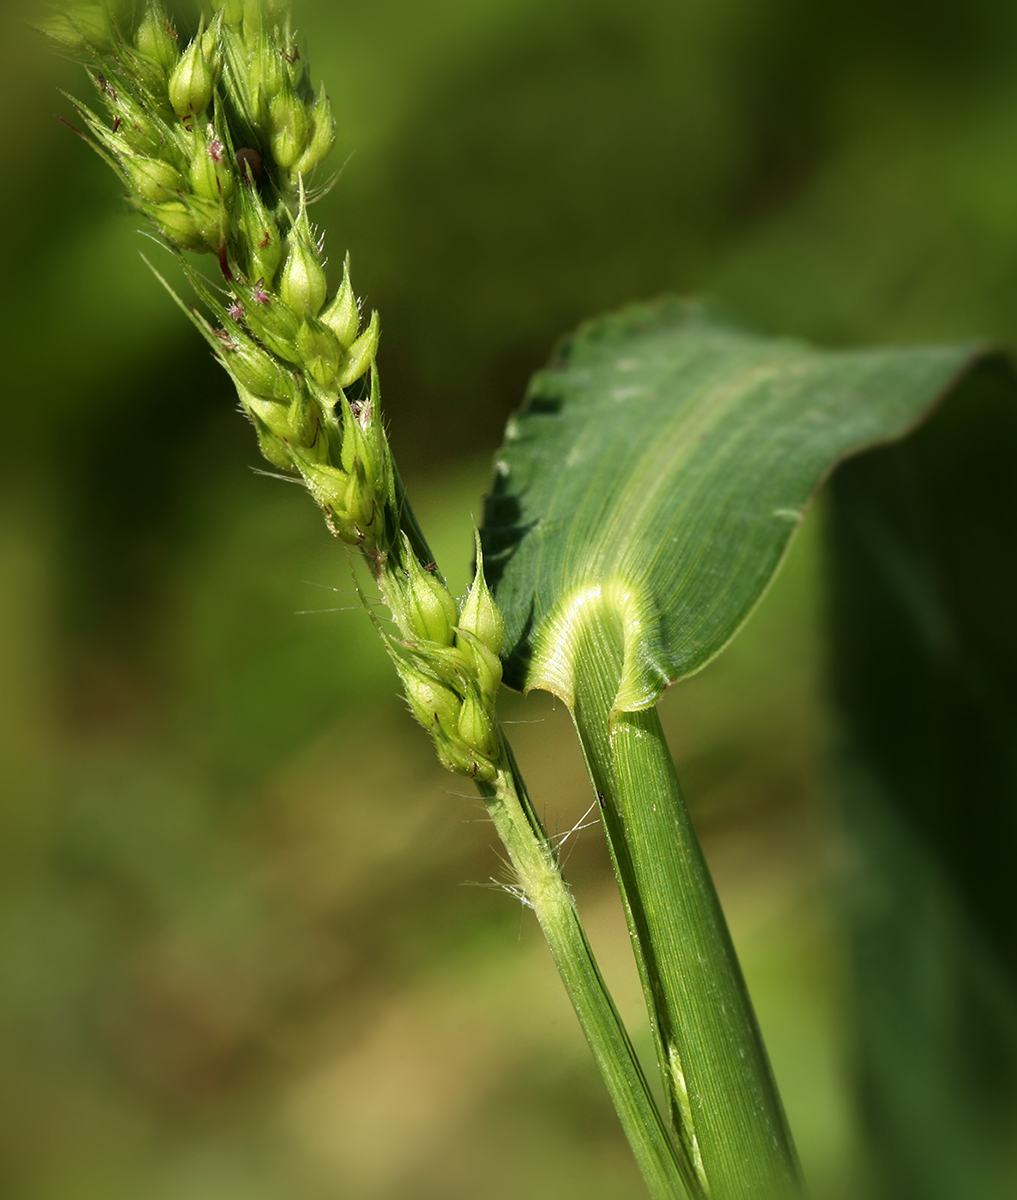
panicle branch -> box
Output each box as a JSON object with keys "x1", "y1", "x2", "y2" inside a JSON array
[{"x1": 44, "y1": 0, "x2": 507, "y2": 783}]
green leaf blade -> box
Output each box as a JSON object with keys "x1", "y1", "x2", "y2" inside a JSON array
[{"x1": 483, "y1": 300, "x2": 985, "y2": 710}]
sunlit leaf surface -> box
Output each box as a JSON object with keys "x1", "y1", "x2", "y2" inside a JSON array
[{"x1": 481, "y1": 301, "x2": 985, "y2": 711}]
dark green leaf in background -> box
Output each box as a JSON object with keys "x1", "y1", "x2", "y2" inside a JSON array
[{"x1": 828, "y1": 361, "x2": 1017, "y2": 1200}]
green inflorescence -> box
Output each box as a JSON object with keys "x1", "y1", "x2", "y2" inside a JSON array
[{"x1": 44, "y1": 0, "x2": 505, "y2": 783}]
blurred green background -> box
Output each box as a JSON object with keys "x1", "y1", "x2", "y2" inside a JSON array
[{"x1": 4, "y1": 0, "x2": 1017, "y2": 1196}]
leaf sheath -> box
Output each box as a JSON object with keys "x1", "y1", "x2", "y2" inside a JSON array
[{"x1": 570, "y1": 606, "x2": 801, "y2": 1199}]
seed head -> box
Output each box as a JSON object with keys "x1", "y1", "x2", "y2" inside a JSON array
[
  {"x1": 249, "y1": 37, "x2": 287, "y2": 126},
  {"x1": 189, "y1": 129, "x2": 235, "y2": 205},
  {"x1": 400, "y1": 547, "x2": 460, "y2": 647},
  {"x1": 293, "y1": 89, "x2": 336, "y2": 178},
  {"x1": 242, "y1": 287, "x2": 303, "y2": 362},
  {"x1": 48, "y1": 0, "x2": 505, "y2": 788},
  {"x1": 337, "y1": 311, "x2": 380, "y2": 388},
  {"x1": 213, "y1": 0, "x2": 245, "y2": 28},
  {"x1": 457, "y1": 629, "x2": 504, "y2": 701},
  {"x1": 235, "y1": 182, "x2": 284, "y2": 284},
  {"x1": 252, "y1": 420, "x2": 293, "y2": 471},
  {"x1": 126, "y1": 157, "x2": 182, "y2": 202},
  {"x1": 146, "y1": 199, "x2": 205, "y2": 250},
  {"x1": 321, "y1": 256, "x2": 360, "y2": 348},
  {"x1": 459, "y1": 546, "x2": 505, "y2": 658},
  {"x1": 40, "y1": 5, "x2": 112, "y2": 53},
  {"x1": 457, "y1": 690, "x2": 499, "y2": 762},
  {"x1": 278, "y1": 225, "x2": 328, "y2": 317},
  {"x1": 268, "y1": 80, "x2": 311, "y2": 172},
  {"x1": 296, "y1": 318, "x2": 342, "y2": 387},
  {"x1": 220, "y1": 335, "x2": 300, "y2": 405},
  {"x1": 400, "y1": 664, "x2": 462, "y2": 737},
  {"x1": 168, "y1": 24, "x2": 218, "y2": 119},
  {"x1": 342, "y1": 463, "x2": 379, "y2": 539},
  {"x1": 135, "y1": 6, "x2": 178, "y2": 74}
]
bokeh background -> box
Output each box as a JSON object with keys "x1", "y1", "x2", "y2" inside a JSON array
[{"x1": 4, "y1": 0, "x2": 1017, "y2": 1196}]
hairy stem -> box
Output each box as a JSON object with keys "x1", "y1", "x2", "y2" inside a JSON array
[{"x1": 478, "y1": 738, "x2": 703, "y2": 1200}]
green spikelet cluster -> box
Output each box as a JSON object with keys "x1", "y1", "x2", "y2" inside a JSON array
[
  {"x1": 390, "y1": 536, "x2": 506, "y2": 782},
  {"x1": 44, "y1": 0, "x2": 506, "y2": 783}
]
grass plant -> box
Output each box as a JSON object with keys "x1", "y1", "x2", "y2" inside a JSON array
[{"x1": 42, "y1": 3, "x2": 1017, "y2": 1198}]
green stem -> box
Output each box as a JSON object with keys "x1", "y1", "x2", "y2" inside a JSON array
[
  {"x1": 382, "y1": 483, "x2": 699, "y2": 1196},
  {"x1": 570, "y1": 612, "x2": 801, "y2": 1199},
  {"x1": 478, "y1": 738, "x2": 704, "y2": 1200}
]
